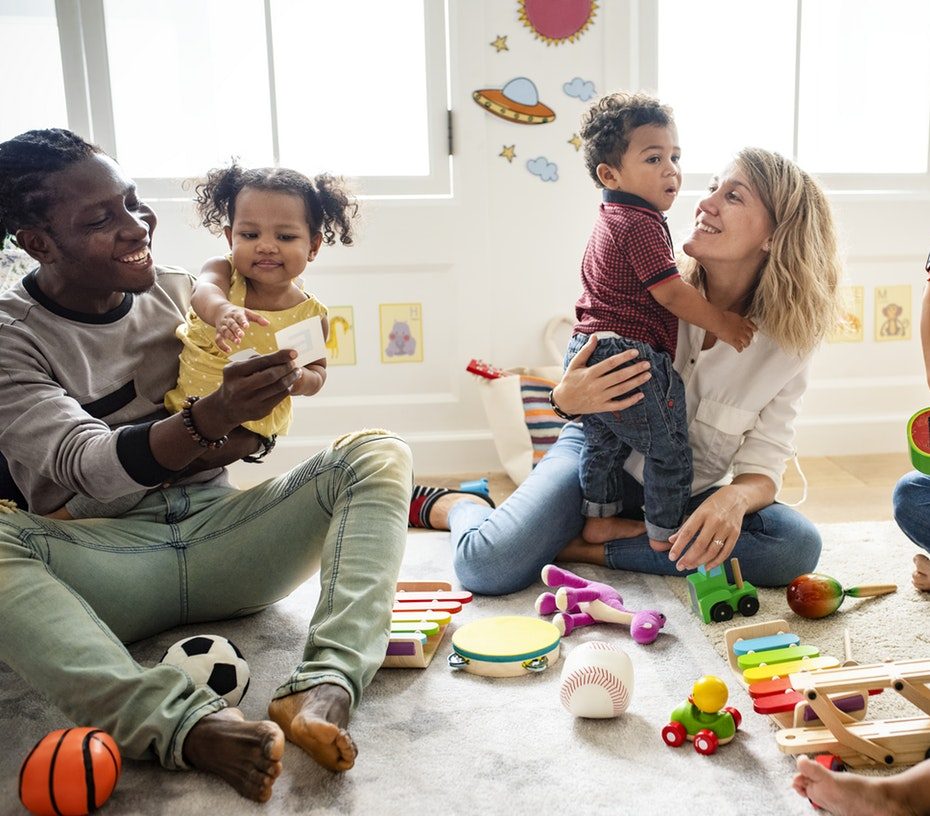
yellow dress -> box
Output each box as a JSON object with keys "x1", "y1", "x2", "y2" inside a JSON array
[{"x1": 165, "y1": 266, "x2": 327, "y2": 438}]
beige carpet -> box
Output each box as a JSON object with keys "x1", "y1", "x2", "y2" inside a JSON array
[{"x1": 1, "y1": 521, "x2": 926, "y2": 815}]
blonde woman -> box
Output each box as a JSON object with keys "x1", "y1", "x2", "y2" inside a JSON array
[{"x1": 413, "y1": 148, "x2": 842, "y2": 593}]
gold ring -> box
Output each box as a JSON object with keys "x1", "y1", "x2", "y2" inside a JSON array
[{"x1": 712, "y1": 538, "x2": 725, "y2": 547}]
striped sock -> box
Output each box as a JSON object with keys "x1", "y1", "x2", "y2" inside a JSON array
[
  {"x1": 408, "y1": 485, "x2": 496, "y2": 529},
  {"x1": 409, "y1": 485, "x2": 445, "y2": 529}
]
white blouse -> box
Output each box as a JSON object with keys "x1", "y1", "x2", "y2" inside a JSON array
[{"x1": 624, "y1": 320, "x2": 811, "y2": 495}]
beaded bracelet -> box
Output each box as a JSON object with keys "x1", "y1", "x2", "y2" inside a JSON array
[
  {"x1": 548, "y1": 388, "x2": 579, "y2": 421},
  {"x1": 181, "y1": 396, "x2": 228, "y2": 449}
]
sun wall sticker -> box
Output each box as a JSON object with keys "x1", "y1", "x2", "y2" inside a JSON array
[{"x1": 519, "y1": 0, "x2": 597, "y2": 46}]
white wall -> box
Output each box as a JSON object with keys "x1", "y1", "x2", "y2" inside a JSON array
[{"x1": 143, "y1": 1, "x2": 930, "y2": 482}]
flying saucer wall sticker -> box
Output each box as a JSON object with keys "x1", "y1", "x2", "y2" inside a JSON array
[
  {"x1": 518, "y1": 0, "x2": 597, "y2": 46},
  {"x1": 472, "y1": 77, "x2": 555, "y2": 125}
]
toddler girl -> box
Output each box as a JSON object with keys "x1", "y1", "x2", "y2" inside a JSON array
[
  {"x1": 57, "y1": 164, "x2": 356, "y2": 520},
  {"x1": 164, "y1": 163, "x2": 357, "y2": 444}
]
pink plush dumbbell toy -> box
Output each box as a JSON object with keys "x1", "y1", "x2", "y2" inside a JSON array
[{"x1": 534, "y1": 564, "x2": 666, "y2": 644}]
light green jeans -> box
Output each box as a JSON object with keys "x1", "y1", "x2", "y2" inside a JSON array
[{"x1": 0, "y1": 431, "x2": 411, "y2": 770}]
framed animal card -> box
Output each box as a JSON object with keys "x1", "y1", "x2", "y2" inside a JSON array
[
  {"x1": 828, "y1": 285, "x2": 864, "y2": 343},
  {"x1": 380, "y1": 303, "x2": 424, "y2": 364},
  {"x1": 875, "y1": 285, "x2": 911, "y2": 342},
  {"x1": 325, "y1": 306, "x2": 356, "y2": 366}
]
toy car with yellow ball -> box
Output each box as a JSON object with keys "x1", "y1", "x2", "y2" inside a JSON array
[{"x1": 661, "y1": 675, "x2": 741, "y2": 755}]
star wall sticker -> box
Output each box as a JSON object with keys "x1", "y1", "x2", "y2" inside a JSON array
[
  {"x1": 568, "y1": 133, "x2": 583, "y2": 151},
  {"x1": 500, "y1": 145, "x2": 517, "y2": 162},
  {"x1": 491, "y1": 35, "x2": 509, "y2": 52}
]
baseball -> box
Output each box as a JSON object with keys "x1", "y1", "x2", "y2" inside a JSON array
[{"x1": 559, "y1": 641, "x2": 634, "y2": 718}]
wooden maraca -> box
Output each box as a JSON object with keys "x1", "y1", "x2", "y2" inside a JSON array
[{"x1": 786, "y1": 572, "x2": 897, "y2": 619}]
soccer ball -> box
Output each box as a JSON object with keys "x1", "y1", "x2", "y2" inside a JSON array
[{"x1": 159, "y1": 634, "x2": 251, "y2": 706}]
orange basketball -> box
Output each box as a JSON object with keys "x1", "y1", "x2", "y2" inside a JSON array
[{"x1": 19, "y1": 728, "x2": 121, "y2": 816}]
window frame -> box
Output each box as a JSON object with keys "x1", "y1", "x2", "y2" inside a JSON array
[
  {"x1": 629, "y1": 0, "x2": 930, "y2": 196},
  {"x1": 53, "y1": 0, "x2": 451, "y2": 200}
]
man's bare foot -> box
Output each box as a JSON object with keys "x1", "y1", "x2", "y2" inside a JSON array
[
  {"x1": 581, "y1": 516, "x2": 646, "y2": 544},
  {"x1": 914, "y1": 553, "x2": 930, "y2": 591},
  {"x1": 183, "y1": 708, "x2": 284, "y2": 802},
  {"x1": 791, "y1": 756, "x2": 915, "y2": 816},
  {"x1": 268, "y1": 683, "x2": 356, "y2": 772}
]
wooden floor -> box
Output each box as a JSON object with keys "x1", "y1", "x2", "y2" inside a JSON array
[{"x1": 426, "y1": 453, "x2": 910, "y2": 524}]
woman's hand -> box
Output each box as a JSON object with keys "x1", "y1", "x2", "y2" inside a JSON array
[
  {"x1": 666, "y1": 474, "x2": 776, "y2": 571},
  {"x1": 552, "y1": 335, "x2": 652, "y2": 416},
  {"x1": 667, "y1": 485, "x2": 748, "y2": 571}
]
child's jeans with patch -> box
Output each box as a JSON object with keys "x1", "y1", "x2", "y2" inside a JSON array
[{"x1": 565, "y1": 332, "x2": 692, "y2": 542}]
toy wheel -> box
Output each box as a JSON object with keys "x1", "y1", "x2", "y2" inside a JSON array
[
  {"x1": 737, "y1": 595, "x2": 760, "y2": 617},
  {"x1": 693, "y1": 729, "x2": 719, "y2": 755},
  {"x1": 724, "y1": 706, "x2": 742, "y2": 730},
  {"x1": 710, "y1": 602, "x2": 734, "y2": 622},
  {"x1": 815, "y1": 754, "x2": 846, "y2": 772},
  {"x1": 661, "y1": 721, "x2": 687, "y2": 748}
]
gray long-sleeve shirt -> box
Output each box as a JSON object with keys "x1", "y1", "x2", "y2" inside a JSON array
[{"x1": 0, "y1": 266, "x2": 226, "y2": 516}]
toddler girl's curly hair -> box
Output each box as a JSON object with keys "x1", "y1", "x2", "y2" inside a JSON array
[{"x1": 194, "y1": 162, "x2": 358, "y2": 246}]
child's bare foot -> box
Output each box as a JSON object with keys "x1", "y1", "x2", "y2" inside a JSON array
[
  {"x1": 582, "y1": 516, "x2": 646, "y2": 544},
  {"x1": 183, "y1": 708, "x2": 284, "y2": 802},
  {"x1": 268, "y1": 683, "x2": 356, "y2": 772},
  {"x1": 791, "y1": 755, "x2": 914, "y2": 815},
  {"x1": 914, "y1": 553, "x2": 930, "y2": 591},
  {"x1": 649, "y1": 538, "x2": 672, "y2": 553}
]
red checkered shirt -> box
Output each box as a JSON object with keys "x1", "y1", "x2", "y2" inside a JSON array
[{"x1": 573, "y1": 190, "x2": 680, "y2": 356}]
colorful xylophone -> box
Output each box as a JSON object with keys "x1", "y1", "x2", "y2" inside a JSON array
[
  {"x1": 725, "y1": 619, "x2": 930, "y2": 768},
  {"x1": 381, "y1": 582, "x2": 473, "y2": 669}
]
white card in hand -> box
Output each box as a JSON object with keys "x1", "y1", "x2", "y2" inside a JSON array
[
  {"x1": 275, "y1": 315, "x2": 326, "y2": 368},
  {"x1": 227, "y1": 347, "x2": 261, "y2": 363}
]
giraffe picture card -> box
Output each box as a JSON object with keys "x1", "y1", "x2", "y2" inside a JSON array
[
  {"x1": 325, "y1": 306, "x2": 356, "y2": 366},
  {"x1": 227, "y1": 314, "x2": 326, "y2": 367}
]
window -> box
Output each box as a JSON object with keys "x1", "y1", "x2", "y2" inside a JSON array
[
  {"x1": 2, "y1": 0, "x2": 450, "y2": 198},
  {"x1": 0, "y1": 0, "x2": 68, "y2": 140},
  {"x1": 652, "y1": 0, "x2": 930, "y2": 189}
]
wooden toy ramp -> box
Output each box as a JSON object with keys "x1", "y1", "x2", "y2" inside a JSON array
[
  {"x1": 776, "y1": 659, "x2": 930, "y2": 768},
  {"x1": 382, "y1": 582, "x2": 472, "y2": 669}
]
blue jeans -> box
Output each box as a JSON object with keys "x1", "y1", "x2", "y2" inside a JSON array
[
  {"x1": 0, "y1": 432, "x2": 412, "y2": 769},
  {"x1": 566, "y1": 333, "x2": 691, "y2": 541},
  {"x1": 451, "y1": 423, "x2": 820, "y2": 595},
  {"x1": 892, "y1": 470, "x2": 930, "y2": 553}
]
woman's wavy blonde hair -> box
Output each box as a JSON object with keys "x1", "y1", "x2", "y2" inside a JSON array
[{"x1": 680, "y1": 147, "x2": 842, "y2": 355}]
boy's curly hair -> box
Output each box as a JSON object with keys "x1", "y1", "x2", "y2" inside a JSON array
[
  {"x1": 194, "y1": 163, "x2": 358, "y2": 246},
  {"x1": 580, "y1": 92, "x2": 675, "y2": 187}
]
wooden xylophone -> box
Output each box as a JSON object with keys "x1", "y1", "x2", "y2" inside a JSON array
[
  {"x1": 381, "y1": 581, "x2": 473, "y2": 669},
  {"x1": 725, "y1": 619, "x2": 930, "y2": 768}
]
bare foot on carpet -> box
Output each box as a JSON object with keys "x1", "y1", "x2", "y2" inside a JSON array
[
  {"x1": 268, "y1": 683, "x2": 357, "y2": 772},
  {"x1": 791, "y1": 756, "x2": 918, "y2": 816},
  {"x1": 183, "y1": 708, "x2": 284, "y2": 802},
  {"x1": 558, "y1": 536, "x2": 606, "y2": 565},
  {"x1": 914, "y1": 553, "x2": 930, "y2": 591}
]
